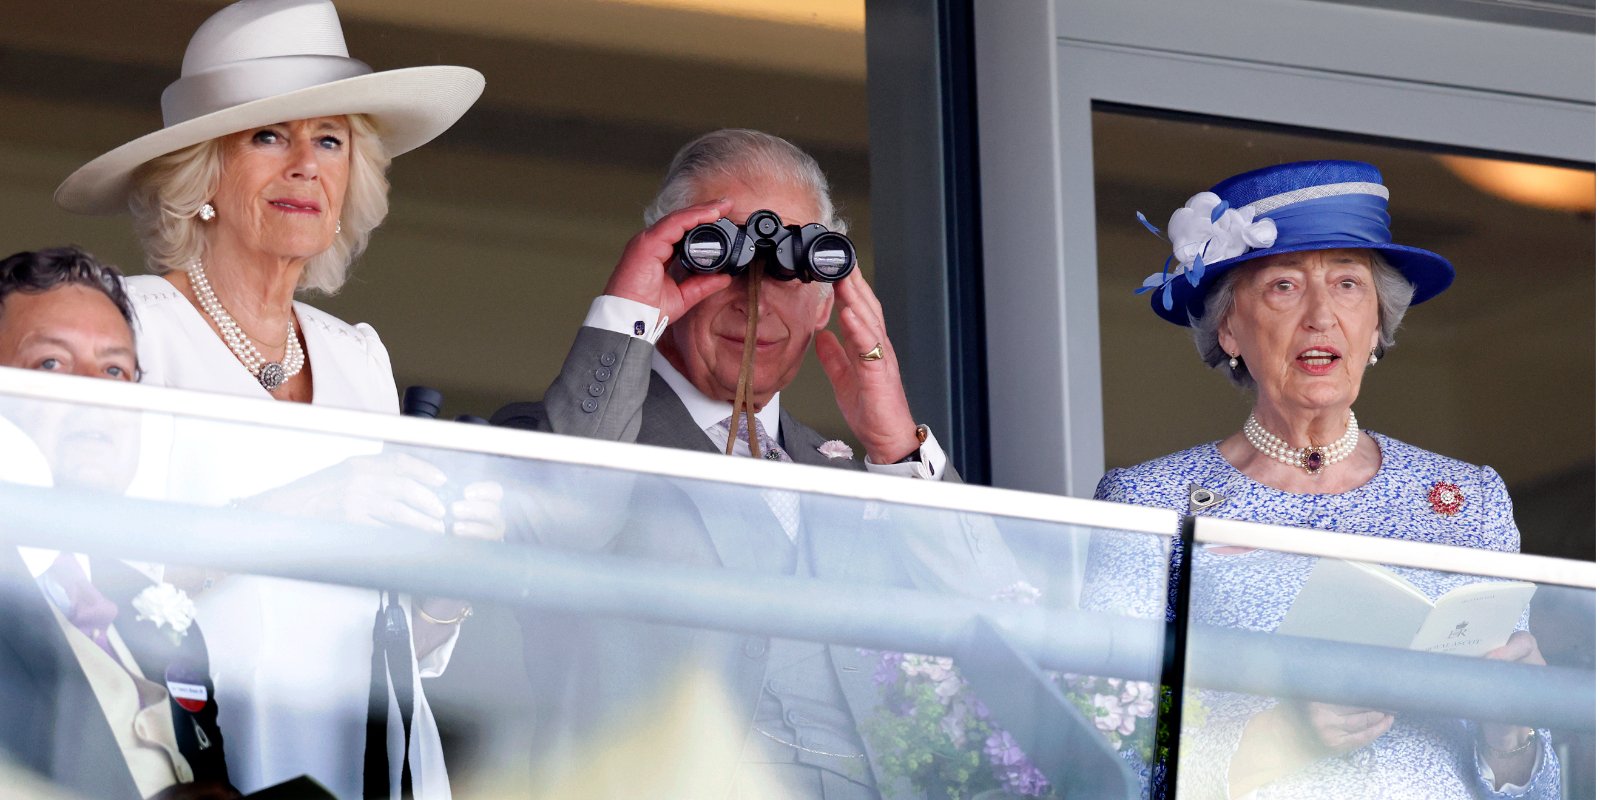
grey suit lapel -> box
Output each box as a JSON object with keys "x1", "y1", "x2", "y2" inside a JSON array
[
  {"x1": 638, "y1": 372, "x2": 720, "y2": 453},
  {"x1": 639, "y1": 372, "x2": 794, "y2": 574},
  {"x1": 640, "y1": 388, "x2": 910, "y2": 793},
  {"x1": 784, "y1": 411, "x2": 875, "y2": 586},
  {"x1": 784, "y1": 419, "x2": 914, "y2": 794},
  {"x1": 779, "y1": 410, "x2": 865, "y2": 472}
]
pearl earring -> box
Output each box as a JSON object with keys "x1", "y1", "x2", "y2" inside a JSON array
[
  {"x1": 1228, "y1": 354, "x2": 1239, "y2": 369},
  {"x1": 198, "y1": 202, "x2": 216, "y2": 221},
  {"x1": 1368, "y1": 350, "x2": 1378, "y2": 366},
  {"x1": 335, "y1": 219, "x2": 342, "y2": 235}
]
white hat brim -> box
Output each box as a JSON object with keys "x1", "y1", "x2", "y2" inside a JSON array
[{"x1": 56, "y1": 65, "x2": 485, "y2": 215}]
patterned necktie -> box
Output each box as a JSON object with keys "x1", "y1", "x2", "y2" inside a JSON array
[
  {"x1": 715, "y1": 415, "x2": 801, "y2": 541},
  {"x1": 44, "y1": 553, "x2": 120, "y2": 660}
]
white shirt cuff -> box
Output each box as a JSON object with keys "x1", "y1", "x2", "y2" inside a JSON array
[
  {"x1": 417, "y1": 626, "x2": 460, "y2": 679},
  {"x1": 864, "y1": 427, "x2": 947, "y2": 480},
  {"x1": 1475, "y1": 731, "x2": 1545, "y2": 795},
  {"x1": 406, "y1": 594, "x2": 460, "y2": 679},
  {"x1": 583, "y1": 295, "x2": 667, "y2": 344}
]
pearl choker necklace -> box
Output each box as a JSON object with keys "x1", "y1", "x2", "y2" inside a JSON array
[
  {"x1": 190, "y1": 260, "x2": 303, "y2": 391},
  {"x1": 1243, "y1": 411, "x2": 1359, "y2": 475}
]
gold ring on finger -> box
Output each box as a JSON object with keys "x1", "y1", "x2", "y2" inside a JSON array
[{"x1": 858, "y1": 343, "x2": 884, "y2": 361}]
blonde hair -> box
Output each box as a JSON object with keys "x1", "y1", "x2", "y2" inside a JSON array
[{"x1": 127, "y1": 113, "x2": 392, "y2": 295}]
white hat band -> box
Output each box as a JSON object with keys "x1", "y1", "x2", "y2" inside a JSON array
[
  {"x1": 1248, "y1": 181, "x2": 1390, "y2": 214},
  {"x1": 161, "y1": 55, "x2": 373, "y2": 126}
]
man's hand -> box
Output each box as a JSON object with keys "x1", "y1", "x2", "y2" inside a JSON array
[
  {"x1": 815, "y1": 269, "x2": 920, "y2": 464},
  {"x1": 603, "y1": 198, "x2": 735, "y2": 322}
]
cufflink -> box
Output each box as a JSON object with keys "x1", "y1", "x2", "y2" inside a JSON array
[
  {"x1": 634, "y1": 320, "x2": 646, "y2": 336},
  {"x1": 894, "y1": 424, "x2": 932, "y2": 464}
]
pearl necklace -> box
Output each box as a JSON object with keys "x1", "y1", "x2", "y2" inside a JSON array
[
  {"x1": 1243, "y1": 411, "x2": 1360, "y2": 475},
  {"x1": 190, "y1": 259, "x2": 303, "y2": 391}
]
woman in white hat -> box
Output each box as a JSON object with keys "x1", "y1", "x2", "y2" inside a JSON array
[{"x1": 57, "y1": 1, "x2": 488, "y2": 797}]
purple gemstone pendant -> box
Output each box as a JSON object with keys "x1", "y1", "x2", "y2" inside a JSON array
[{"x1": 1302, "y1": 448, "x2": 1325, "y2": 474}]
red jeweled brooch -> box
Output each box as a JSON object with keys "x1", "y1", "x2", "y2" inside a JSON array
[{"x1": 1428, "y1": 481, "x2": 1465, "y2": 515}]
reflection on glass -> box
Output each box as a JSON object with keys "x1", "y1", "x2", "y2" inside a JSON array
[
  {"x1": 1178, "y1": 548, "x2": 1573, "y2": 800},
  {"x1": 813, "y1": 248, "x2": 850, "y2": 270},
  {"x1": 0, "y1": 387, "x2": 1179, "y2": 799},
  {"x1": 688, "y1": 237, "x2": 728, "y2": 268},
  {"x1": 1274, "y1": 558, "x2": 1534, "y2": 656}
]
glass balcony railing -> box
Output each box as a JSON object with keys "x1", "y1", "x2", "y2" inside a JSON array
[
  {"x1": 1174, "y1": 518, "x2": 1595, "y2": 800},
  {"x1": 0, "y1": 367, "x2": 1591, "y2": 800}
]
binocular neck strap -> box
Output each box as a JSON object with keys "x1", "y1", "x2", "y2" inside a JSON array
[{"x1": 726, "y1": 274, "x2": 763, "y2": 458}]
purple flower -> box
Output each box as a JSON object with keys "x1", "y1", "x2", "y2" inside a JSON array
[
  {"x1": 1121, "y1": 681, "x2": 1157, "y2": 719},
  {"x1": 984, "y1": 729, "x2": 1052, "y2": 797},
  {"x1": 1093, "y1": 693, "x2": 1138, "y2": 737},
  {"x1": 872, "y1": 651, "x2": 904, "y2": 688},
  {"x1": 939, "y1": 697, "x2": 973, "y2": 747}
]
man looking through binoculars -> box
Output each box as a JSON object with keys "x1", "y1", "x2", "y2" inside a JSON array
[
  {"x1": 497, "y1": 127, "x2": 946, "y2": 476},
  {"x1": 492, "y1": 129, "x2": 1018, "y2": 798}
]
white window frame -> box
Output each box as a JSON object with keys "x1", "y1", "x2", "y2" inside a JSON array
[{"x1": 975, "y1": 0, "x2": 1594, "y2": 499}]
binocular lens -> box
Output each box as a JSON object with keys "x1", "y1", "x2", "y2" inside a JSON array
[
  {"x1": 808, "y1": 233, "x2": 854, "y2": 281},
  {"x1": 682, "y1": 227, "x2": 730, "y2": 271}
]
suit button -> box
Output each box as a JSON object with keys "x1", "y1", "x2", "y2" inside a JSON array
[
  {"x1": 581, "y1": 399, "x2": 599, "y2": 413},
  {"x1": 587, "y1": 383, "x2": 605, "y2": 397},
  {"x1": 594, "y1": 367, "x2": 614, "y2": 382},
  {"x1": 744, "y1": 639, "x2": 767, "y2": 658},
  {"x1": 785, "y1": 710, "x2": 805, "y2": 726},
  {"x1": 599, "y1": 352, "x2": 618, "y2": 367}
]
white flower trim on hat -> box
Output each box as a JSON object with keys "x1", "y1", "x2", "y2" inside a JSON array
[{"x1": 1135, "y1": 192, "x2": 1277, "y2": 311}]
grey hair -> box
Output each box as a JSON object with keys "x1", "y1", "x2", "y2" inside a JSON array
[
  {"x1": 1192, "y1": 250, "x2": 1415, "y2": 389},
  {"x1": 126, "y1": 113, "x2": 391, "y2": 295},
  {"x1": 643, "y1": 129, "x2": 844, "y2": 234}
]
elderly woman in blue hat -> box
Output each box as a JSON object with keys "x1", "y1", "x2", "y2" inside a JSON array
[
  {"x1": 1082, "y1": 161, "x2": 1557, "y2": 799},
  {"x1": 55, "y1": 1, "x2": 490, "y2": 797}
]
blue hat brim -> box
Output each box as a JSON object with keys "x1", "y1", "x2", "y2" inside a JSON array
[{"x1": 1153, "y1": 240, "x2": 1455, "y2": 326}]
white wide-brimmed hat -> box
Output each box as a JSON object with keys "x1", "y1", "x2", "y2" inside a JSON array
[{"x1": 56, "y1": 0, "x2": 485, "y2": 215}]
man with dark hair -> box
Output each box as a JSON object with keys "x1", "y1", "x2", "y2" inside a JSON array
[
  {"x1": 0, "y1": 246, "x2": 237, "y2": 799},
  {"x1": 0, "y1": 246, "x2": 139, "y2": 382}
]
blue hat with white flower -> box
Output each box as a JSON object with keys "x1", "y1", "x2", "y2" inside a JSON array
[{"x1": 1136, "y1": 160, "x2": 1454, "y2": 326}]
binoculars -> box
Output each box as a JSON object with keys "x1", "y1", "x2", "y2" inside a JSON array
[{"x1": 675, "y1": 209, "x2": 856, "y2": 283}]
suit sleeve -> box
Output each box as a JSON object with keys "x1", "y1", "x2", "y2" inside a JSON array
[
  {"x1": 493, "y1": 326, "x2": 656, "y2": 443},
  {"x1": 492, "y1": 326, "x2": 658, "y2": 552}
]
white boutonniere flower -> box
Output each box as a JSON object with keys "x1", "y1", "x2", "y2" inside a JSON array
[
  {"x1": 818, "y1": 440, "x2": 854, "y2": 460},
  {"x1": 132, "y1": 582, "x2": 197, "y2": 646}
]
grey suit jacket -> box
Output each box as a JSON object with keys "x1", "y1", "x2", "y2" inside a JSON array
[{"x1": 492, "y1": 326, "x2": 1019, "y2": 797}]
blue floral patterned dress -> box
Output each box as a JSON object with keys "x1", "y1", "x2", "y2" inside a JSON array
[{"x1": 1082, "y1": 432, "x2": 1559, "y2": 799}]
